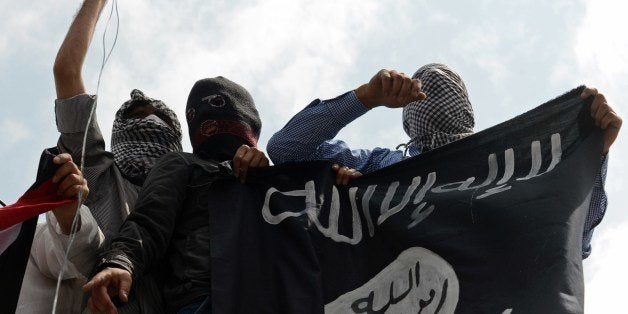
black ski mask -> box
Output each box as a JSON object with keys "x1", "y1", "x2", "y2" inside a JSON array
[{"x1": 186, "y1": 77, "x2": 261, "y2": 161}]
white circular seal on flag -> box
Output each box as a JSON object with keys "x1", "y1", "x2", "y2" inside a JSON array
[{"x1": 325, "y1": 247, "x2": 459, "y2": 314}]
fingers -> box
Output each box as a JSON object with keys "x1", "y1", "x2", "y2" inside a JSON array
[
  {"x1": 87, "y1": 298, "x2": 95, "y2": 313},
  {"x1": 118, "y1": 273, "x2": 132, "y2": 303},
  {"x1": 232, "y1": 145, "x2": 247, "y2": 177},
  {"x1": 413, "y1": 79, "x2": 427, "y2": 101},
  {"x1": 590, "y1": 92, "x2": 608, "y2": 124},
  {"x1": 389, "y1": 70, "x2": 403, "y2": 98},
  {"x1": 599, "y1": 110, "x2": 621, "y2": 129},
  {"x1": 378, "y1": 69, "x2": 422, "y2": 107},
  {"x1": 601, "y1": 108, "x2": 622, "y2": 155},
  {"x1": 332, "y1": 164, "x2": 363, "y2": 185},
  {"x1": 92, "y1": 285, "x2": 117, "y2": 313},
  {"x1": 52, "y1": 153, "x2": 72, "y2": 165},
  {"x1": 52, "y1": 153, "x2": 89, "y2": 200},
  {"x1": 83, "y1": 271, "x2": 117, "y2": 313},
  {"x1": 83, "y1": 269, "x2": 107, "y2": 292},
  {"x1": 52, "y1": 155, "x2": 80, "y2": 183},
  {"x1": 341, "y1": 168, "x2": 361, "y2": 185},
  {"x1": 359, "y1": 69, "x2": 425, "y2": 109},
  {"x1": 233, "y1": 145, "x2": 269, "y2": 183},
  {"x1": 589, "y1": 91, "x2": 621, "y2": 129},
  {"x1": 405, "y1": 79, "x2": 425, "y2": 103},
  {"x1": 580, "y1": 86, "x2": 598, "y2": 99},
  {"x1": 397, "y1": 74, "x2": 412, "y2": 103},
  {"x1": 384, "y1": 70, "x2": 410, "y2": 97},
  {"x1": 235, "y1": 145, "x2": 254, "y2": 183},
  {"x1": 248, "y1": 149, "x2": 269, "y2": 168},
  {"x1": 585, "y1": 87, "x2": 622, "y2": 155},
  {"x1": 57, "y1": 174, "x2": 88, "y2": 198},
  {"x1": 87, "y1": 297, "x2": 117, "y2": 314},
  {"x1": 83, "y1": 268, "x2": 130, "y2": 314},
  {"x1": 594, "y1": 104, "x2": 610, "y2": 127},
  {"x1": 380, "y1": 70, "x2": 393, "y2": 96}
]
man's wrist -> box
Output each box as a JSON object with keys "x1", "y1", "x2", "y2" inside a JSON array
[
  {"x1": 355, "y1": 84, "x2": 378, "y2": 109},
  {"x1": 53, "y1": 205, "x2": 81, "y2": 235}
]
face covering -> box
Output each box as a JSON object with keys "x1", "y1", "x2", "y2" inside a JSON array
[
  {"x1": 402, "y1": 63, "x2": 475, "y2": 152},
  {"x1": 111, "y1": 89, "x2": 183, "y2": 185},
  {"x1": 144, "y1": 114, "x2": 171, "y2": 129}
]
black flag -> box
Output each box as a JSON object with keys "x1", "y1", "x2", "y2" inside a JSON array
[{"x1": 207, "y1": 86, "x2": 600, "y2": 314}]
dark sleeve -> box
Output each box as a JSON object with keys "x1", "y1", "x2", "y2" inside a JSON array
[
  {"x1": 266, "y1": 91, "x2": 374, "y2": 167},
  {"x1": 581, "y1": 155, "x2": 608, "y2": 259},
  {"x1": 98, "y1": 153, "x2": 191, "y2": 277}
]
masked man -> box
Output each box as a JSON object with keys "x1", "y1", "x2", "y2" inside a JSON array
[
  {"x1": 83, "y1": 77, "x2": 268, "y2": 314},
  {"x1": 16, "y1": 1, "x2": 182, "y2": 312}
]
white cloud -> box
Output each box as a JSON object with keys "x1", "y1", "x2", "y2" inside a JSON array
[
  {"x1": 568, "y1": 0, "x2": 628, "y2": 214},
  {"x1": 563, "y1": 1, "x2": 628, "y2": 311},
  {"x1": 0, "y1": 117, "x2": 32, "y2": 147},
  {"x1": 552, "y1": 0, "x2": 628, "y2": 97},
  {"x1": 0, "y1": 0, "x2": 74, "y2": 63},
  {"x1": 584, "y1": 221, "x2": 628, "y2": 312},
  {"x1": 451, "y1": 24, "x2": 509, "y2": 85},
  {"x1": 572, "y1": 1, "x2": 628, "y2": 90},
  {"x1": 78, "y1": 0, "x2": 385, "y2": 151}
]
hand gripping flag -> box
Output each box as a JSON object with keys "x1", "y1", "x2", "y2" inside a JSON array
[{"x1": 0, "y1": 148, "x2": 74, "y2": 314}]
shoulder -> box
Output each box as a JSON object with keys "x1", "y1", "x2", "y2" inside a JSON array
[
  {"x1": 151, "y1": 153, "x2": 227, "y2": 181},
  {"x1": 154, "y1": 151, "x2": 203, "y2": 166},
  {"x1": 150, "y1": 152, "x2": 216, "y2": 176}
]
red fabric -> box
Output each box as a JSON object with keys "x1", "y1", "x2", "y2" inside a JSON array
[{"x1": 0, "y1": 179, "x2": 74, "y2": 230}]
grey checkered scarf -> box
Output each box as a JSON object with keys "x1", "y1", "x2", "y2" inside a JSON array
[
  {"x1": 402, "y1": 63, "x2": 475, "y2": 152},
  {"x1": 111, "y1": 89, "x2": 183, "y2": 184}
]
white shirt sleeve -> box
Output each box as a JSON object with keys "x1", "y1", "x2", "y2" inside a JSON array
[{"x1": 30, "y1": 205, "x2": 104, "y2": 281}]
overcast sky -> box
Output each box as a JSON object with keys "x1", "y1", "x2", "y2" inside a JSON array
[{"x1": 1, "y1": 0, "x2": 626, "y2": 311}]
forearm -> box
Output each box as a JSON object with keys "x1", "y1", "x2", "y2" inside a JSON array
[
  {"x1": 52, "y1": 204, "x2": 81, "y2": 235},
  {"x1": 102, "y1": 208, "x2": 179, "y2": 278},
  {"x1": 355, "y1": 83, "x2": 379, "y2": 109},
  {"x1": 267, "y1": 91, "x2": 369, "y2": 164},
  {"x1": 101, "y1": 153, "x2": 189, "y2": 277},
  {"x1": 102, "y1": 206, "x2": 178, "y2": 278},
  {"x1": 54, "y1": 0, "x2": 107, "y2": 99}
]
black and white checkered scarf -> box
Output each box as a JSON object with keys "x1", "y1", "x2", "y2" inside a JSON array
[
  {"x1": 111, "y1": 89, "x2": 182, "y2": 184},
  {"x1": 402, "y1": 63, "x2": 475, "y2": 152}
]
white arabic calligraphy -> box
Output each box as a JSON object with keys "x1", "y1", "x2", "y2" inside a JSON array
[{"x1": 262, "y1": 134, "x2": 562, "y2": 245}]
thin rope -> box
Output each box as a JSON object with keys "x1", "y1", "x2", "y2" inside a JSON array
[{"x1": 52, "y1": 0, "x2": 119, "y2": 312}]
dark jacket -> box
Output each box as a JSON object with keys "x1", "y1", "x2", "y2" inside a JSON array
[{"x1": 98, "y1": 152, "x2": 231, "y2": 313}]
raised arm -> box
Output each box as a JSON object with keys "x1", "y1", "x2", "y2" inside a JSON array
[
  {"x1": 267, "y1": 69, "x2": 424, "y2": 171},
  {"x1": 53, "y1": 0, "x2": 107, "y2": 99}
]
